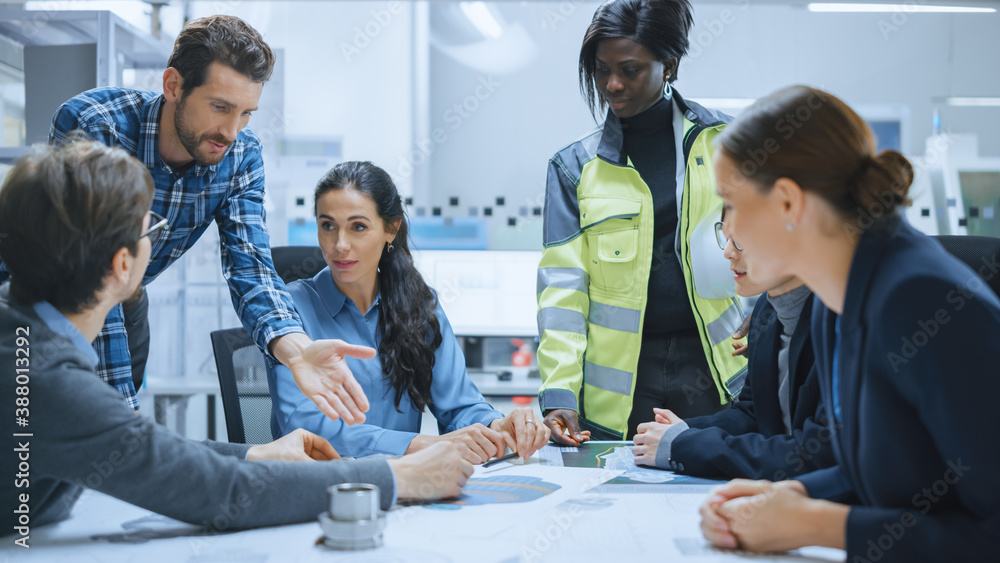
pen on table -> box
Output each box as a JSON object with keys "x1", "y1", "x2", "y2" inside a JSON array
[{"x1": 482, "y1": 452, "x2": 519, "y2": 468}]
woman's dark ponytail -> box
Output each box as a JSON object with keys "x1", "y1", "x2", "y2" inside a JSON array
[
  {"x1": 850, "y1": 150, "x2": 913, "y2": 215},
  {"x1": 376, "y1": 216, "x2": 440, "y2": 412}
]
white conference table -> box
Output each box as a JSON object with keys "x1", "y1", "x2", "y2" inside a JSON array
[{"x1": 5, "y1": 459, "x2": 847, "y2": 563}]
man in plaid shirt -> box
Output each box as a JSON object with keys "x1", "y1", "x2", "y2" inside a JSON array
[{"x1": 0, "y1": 15, "x2": 372, "y2": 425}]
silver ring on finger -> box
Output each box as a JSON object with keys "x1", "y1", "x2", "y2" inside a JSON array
[{"x1": 526, "y1": 419, "x2": 537, "y2": 426}]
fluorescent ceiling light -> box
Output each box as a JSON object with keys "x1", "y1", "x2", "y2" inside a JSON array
[
  {"x1": 459, "y1": 2, "x2": 503, "y2": 40},
  {"x1": 808, "y1": 3, "x2": 996, "y2": 12},
  {"x1": 945, "y1": 97, "x2": 1000, "y2": 107}
]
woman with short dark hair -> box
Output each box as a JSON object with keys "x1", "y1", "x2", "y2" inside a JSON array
[{"x1": 538, "y1": 0, "x2": 748, "y2": 444}]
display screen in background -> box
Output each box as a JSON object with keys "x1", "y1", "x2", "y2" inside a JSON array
[
  {"x1": 869, "y1": 120, "x2": 902, "y2": 153},
  {"x1": 959, "y1": 171, "x2": 1000, "y2": 237}
]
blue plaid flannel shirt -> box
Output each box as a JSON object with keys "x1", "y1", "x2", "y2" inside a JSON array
[{"x1": 0, "y1": 88, "x2": 304, "y2": 409}]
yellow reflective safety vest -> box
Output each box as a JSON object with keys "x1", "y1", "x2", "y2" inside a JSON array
[{"x1": 537, "y1": 90, "x2": 748, "y2": 439}]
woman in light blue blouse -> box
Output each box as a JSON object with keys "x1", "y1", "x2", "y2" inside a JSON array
[{"x1": 268, "y1": 161, "x2": 551, "y2": 462}]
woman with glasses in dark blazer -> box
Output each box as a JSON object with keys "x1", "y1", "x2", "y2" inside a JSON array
[{"x1": 632, "y1": 208, "x2": 835, "y2": 480}]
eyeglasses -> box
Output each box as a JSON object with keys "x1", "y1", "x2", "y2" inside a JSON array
[
  {"x1": 140, "y1": 211, "x2": 168, "y2": 244},
  {"x1": 714, "y1": 221, "x2": 742, "y2": 251}
]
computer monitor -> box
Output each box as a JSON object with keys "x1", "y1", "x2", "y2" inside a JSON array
[
  {"x1": 954, "y1": 163, "x2": 1000, "y2": 237},
  {"x1": 412, "y1": 250, "x2": 540, "y2": 337},
  {"x1": 855, "y1": 103, "x2": 911, "y2": 154},
  {"x1": 920, "y1": 156, "x2": 1000, "y2": 236}
]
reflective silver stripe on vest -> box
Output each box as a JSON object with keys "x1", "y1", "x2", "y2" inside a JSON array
[
  {"x1": 537, "y1": 307, "x2": 587, "y2": 335},
  {"x1": 589, "y1": 301, "x2": 641, "y2": 334},
  {"x1": 584, "y1": 361, "x2": 633, "y2": 396},
  {"x1": 707, "y1": 304, "x2": 744, "y2": 346},
  {"x1": 539, "y1": 388, "x2": 578, "y2": 412},
  {"x1": 537, "y1": 267, "x2": 589, "y2": 295}
]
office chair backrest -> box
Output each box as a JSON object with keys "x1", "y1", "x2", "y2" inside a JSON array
[
  {"x1": 210, "y1": 327, "x2": 273, "y2": 445},
  {"x1": 271, "y1": 246, "x2": 326, "y2": 284},
  {"x1": 934, "y1": 235, "x2": 1000, "y2": 298},
  {"x1": 209, "y1": 247, "x2": 324, "y2": 444}
]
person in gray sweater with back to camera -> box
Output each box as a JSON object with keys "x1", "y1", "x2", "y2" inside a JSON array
[{"x1": 0, "y1": 139, "x2": 472, "y2": 540}]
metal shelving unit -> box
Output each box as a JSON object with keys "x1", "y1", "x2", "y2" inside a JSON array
[
  {"x1": 0, "y1": 10, "x2": 172, "y2": 162},
  {"x1": 0, "y1": 9, "x2": 170, "y2": 85}
]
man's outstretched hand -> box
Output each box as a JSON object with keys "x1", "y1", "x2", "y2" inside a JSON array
[{"x1": 271, "y1": 333, "x2": 375, "y2": 424}]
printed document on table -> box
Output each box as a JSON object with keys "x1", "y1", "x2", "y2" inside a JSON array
[{"x1": 388, "y1": 464, "x2": 619, "y2": 540}]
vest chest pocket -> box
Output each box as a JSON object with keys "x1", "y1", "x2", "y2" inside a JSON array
[{"x1": 580, "y1": 197, "x2": 642, "y2": 293}]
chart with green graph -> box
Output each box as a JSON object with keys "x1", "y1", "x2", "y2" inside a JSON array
[{"x1": 540, "y1": 442, "x2": 723, "y2": 488}]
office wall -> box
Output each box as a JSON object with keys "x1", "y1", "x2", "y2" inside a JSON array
[
  {"x1": 28, "y1": 1, "x2": 999, "y2": 214},
  {"x1": 425, "y1": 2, "x2": 1000, "y2": 247},
  {"x1": 426, "y1": 2, "x2": 600, "y2": 249},
  {"x1": 183, "y1": 1, "x2": 417, "y2": 197},
  {"x1": 677, "y1": 3, "x2": 1000, "y2": 156}
]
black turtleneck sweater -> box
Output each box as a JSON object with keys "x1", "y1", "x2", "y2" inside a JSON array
[{"x1": 620, "y1": 97, "x2": 697, "y2": 337}]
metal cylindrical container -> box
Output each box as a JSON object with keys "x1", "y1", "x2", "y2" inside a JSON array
[{"x1": 319, "y1": 483, "x2": 386, "y2": 550}]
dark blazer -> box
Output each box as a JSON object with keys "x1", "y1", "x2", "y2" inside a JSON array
[
  {"x1": 666, "y1": 291, "x2": 836, "y2": 479},
  {"x1": 797, "y1": 214, "x2": 1000, "y2": 561}
]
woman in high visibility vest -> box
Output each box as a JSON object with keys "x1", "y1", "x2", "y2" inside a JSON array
[
  {"x1": 537, "y1": 0, "x2": 748, "y2": 442},
  {"x1": 698, "y1": 85, "x2": 1000, "y2": 560}
]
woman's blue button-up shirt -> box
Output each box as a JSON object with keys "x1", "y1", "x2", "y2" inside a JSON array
[{"x1": 268, "y1": 267, "x2": 503, "y2": 457}]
